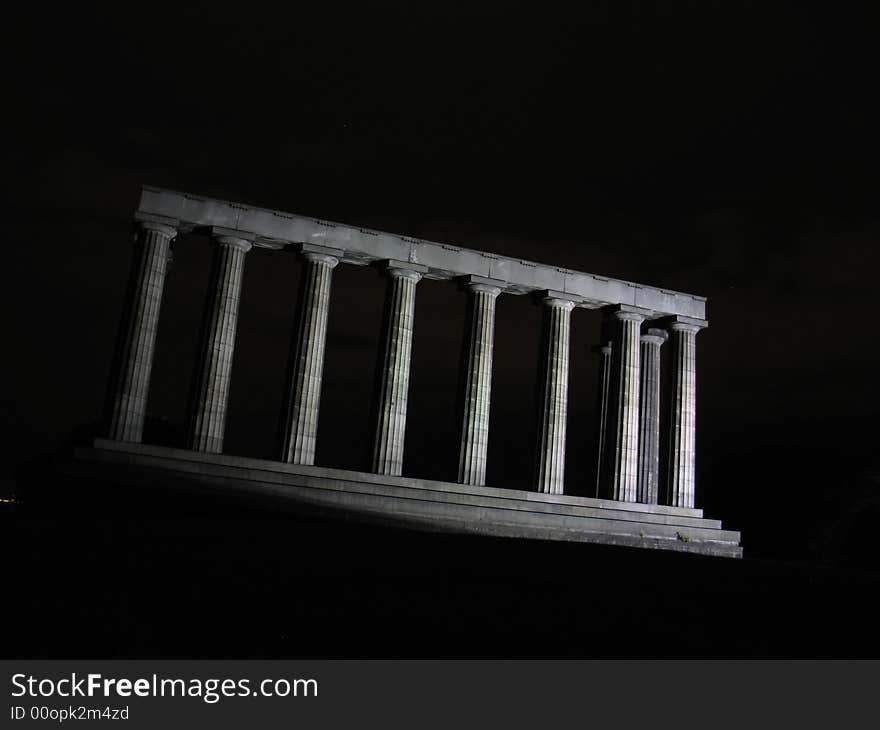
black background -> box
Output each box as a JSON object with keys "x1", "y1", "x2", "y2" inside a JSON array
[{"x1": 3, "y1": 2, "x2": 880, "y2": 656}]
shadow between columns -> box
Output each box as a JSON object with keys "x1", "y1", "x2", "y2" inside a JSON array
[
  {"x1": 143, "y1": 233, "x2": 212, "y2": 449},
  {"x1": 223, "y1": 246, "x2": 301, "y2": 460},
  {"x1": 314, "y1": 263, "x2": 385, "y2": 473},
  {"x1": 273, "y1": 249, "x2": 312, "y2": 459},
  {"x1": 565, "y1": 308, "x2": 602, "y2": 497},
  {"x1": 485, "y1": 293, "x2": 542, "y2": 492},
  {"x1": 403, "y1": 278, "x2": 466, "y2": 483}
]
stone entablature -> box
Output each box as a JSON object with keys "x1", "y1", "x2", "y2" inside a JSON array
[{"x1": 136, "y1": 186, "x2": 706, "y2": 318}]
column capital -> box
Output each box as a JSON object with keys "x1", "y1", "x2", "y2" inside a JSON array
[
  {"x1": 591, "y1": 342, "x2": 612, "y2": 356},
  {"x1": 210, "y1": 227, "x2": 254, "y2": 252},
  {"x1": 657, "y1": 314, "x2": 708, "y2": 334},
  {"x1": 459, "y1": 274, "x2": 505, "y2": 297},
  {"x1": 535, "y1": 290, "x2": 582, "y2": 310},
  {"x1": 640, "y1": 328, "x2": 669, "y2": 347},
  {"x1": 295, "y1": 241, "x2": 346, "y2": 262},
  {"x1": 602, "y1": 303, "x2": 652, "y2": 322},
  {"x1": 134, "y1": 212, "x2": 178, "y2": 238},
  {"x1": 303, "y1": 252, "x2": 340, "y2": 268},
  {"x1": 381, "y1": 259, "x2": 428, "y2": 282},
  {"x1": 544, "y1": 298, "x2": 575, "y2": 312},
  {"x1": 469, "y1": 283, "x2": 502, "y2": 297}
]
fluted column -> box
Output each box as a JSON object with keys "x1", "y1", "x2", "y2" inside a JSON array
[
  {"x1": 666, "y1": 317, "x2": 706, "y2": 508},
  {"x1": 372, "y1": 264, "x2": 424, "y2": 476},
  {"x1": 603, "y1": 305, "x2": 648, "y2": 502},
  {"x1": 636, "y1": 328, "x2": 668, "y2": 504},
  {"x1": 188, "y1": 233, "x2": 253, "y2": 453},
  {"x1": 593, "y1": 342, "x2": 612, "y2": 497},
  {"x1": 281, "y1": 252, "x2": 339, "y2": 464},
  {"x1": 535, "y1": 296, "x2": 576, "y2": 495},
  {"x1": 108, "y1": 217, "x2": 177, "y2": 442},
  {"x1": 458, "y1": 280, "x2": 502, "y2": 486}
]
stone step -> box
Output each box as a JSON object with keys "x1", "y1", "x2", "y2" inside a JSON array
[
  {"x1": 92, "y1": 438, "x2": 707, "y2": 518},
  {"x1": 82, "y1": 441, "x2": 741, "y2": 553}
]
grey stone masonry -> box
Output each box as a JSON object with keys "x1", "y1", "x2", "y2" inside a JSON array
[
  {"x1": 535, "y1": 294, "x2": 576, "y2": 495},
  {"x1": 636, "y1": 328, "x2": 668, "y2": 504},
  {"x1": 372, "y1": 262, "x2": 426, "y2": 476},
  {"x1": 108, "y1": 218, "x2": 177, "y2": 442},
  {"x1": 137, "y1": 186, "x2": 706, "y2": 319},
  {"x1": 458, "y1": 278, "x2": 503, "y2": 486},
  {"x1": 665, "y1": 316, "x2": 707, "y2": 509},
  {"x1": 92, "y1": 188, "x2": 743, "y2": 559},
  {"x1": 593, "y1": 342, "x2": 612, "y2": 497},
  {"x1": 188, "y1": 232, "x2": 253, "y2": 453},
  {"x1": 603, "y1": 305, "x2": 649, "y2": 502},
  {"x1": 281, "y1": 252, "x2": 339, "y2": 465}
]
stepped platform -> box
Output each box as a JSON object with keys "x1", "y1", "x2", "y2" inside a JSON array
[{"x1": 71, "y1": 439, "x2": 742, "y2": 558}]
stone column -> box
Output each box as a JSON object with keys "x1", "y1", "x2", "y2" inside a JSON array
[
  {"x1": 603, "y1": 305, "x2": 649, "y2": 502},
  {"x1": 107, "y1": 216, "x2": 177, "y2": 442},
  {"x1": 281, "y1": 252, "x2": 339, "y2": 465},
  {"x1": 593, "y1": 342, "x2": 612, "y2": 497},
  {"x1": 372, "y1": 263, "x2": 425, "y2": 476},
  {"x1": 636, "y1": 328, "x2": 668, "y2": 504},
  {"x1": 458, "y1": 278, "x2": 502, "y2": 486},
  {"x1": 535, "y1": 295, "x2": 576, "y2": 495},
  {"x1": 666, "y1": 317, "x2": 707, "y2": 508},
  {"x1": 188, "y1": 232, "x2": 253, "y2": 454}
]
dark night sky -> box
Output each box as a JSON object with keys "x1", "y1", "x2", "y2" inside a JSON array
[{"x1": 5, "y1": 2, "x2": 880, "y2": 565}]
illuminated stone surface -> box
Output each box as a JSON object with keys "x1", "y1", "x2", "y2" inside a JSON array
[
  {"x1": 665, "y1": 317, "x2": 706, "y2": 509},
  {"x1": 108, "y1": 217, "x2": 176, "y2": 443},
  {"x1": 281, "y1": 251, "x2": 339, "y2": 465},
  {"x1": 188, "y1": 232, "x2": 252, "y2": 454},
  {"x1": 535, "y1": 294, "x2": 576, "y2": 495},
  {"x1": 603, "y1": 305, "x2": 649, "y2": 502},
  {"x1": 458, "y1": 278, "x2": 502, "y2": 487},
  {"x1": 636, "y1": 328, "x2": 668, "y2": 504},
  {"x1": 95, "y1": 188, "x2": 739, "y2": 557},
  {"x1": 136, "y1": 185, "x2": 707, "y2": 318},
  {"x1": 372, "y1": 263, "x2": 425, "y2": 477}
]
